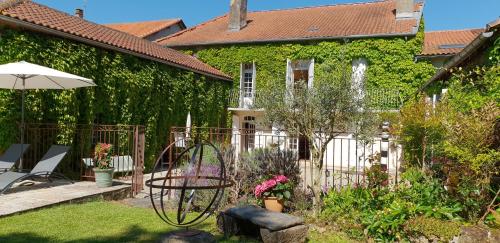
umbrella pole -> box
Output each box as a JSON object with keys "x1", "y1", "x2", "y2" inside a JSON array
[{"x1": 20, "y1": 78, "x2": 25, "y2": 170}]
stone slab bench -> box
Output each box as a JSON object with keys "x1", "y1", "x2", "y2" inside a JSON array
[{"x1": 217, "y1": 205, "x2": 308, "y2": 243}]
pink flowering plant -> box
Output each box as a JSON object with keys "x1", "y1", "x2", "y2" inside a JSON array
[
  {"x1": 254, "y1": 175, "x2": 293, "y2": 201},
  {"x1": 94, "y1": 143, "x2": 113, "y2": 169}
]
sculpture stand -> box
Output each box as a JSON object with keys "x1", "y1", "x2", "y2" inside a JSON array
[{"x1": 159, "y1": 229, "x2": 216, "y2": 243}]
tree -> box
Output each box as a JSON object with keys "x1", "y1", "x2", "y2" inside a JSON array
[{"x1": 260, "y1": 58, "x2": 376, "y2": 212}]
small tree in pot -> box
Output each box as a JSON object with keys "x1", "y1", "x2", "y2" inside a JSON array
[{"x1": 93, "y1": 143, "x2": 114, "y2": 188}]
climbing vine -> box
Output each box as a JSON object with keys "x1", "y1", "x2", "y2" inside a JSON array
[
  {"x1": 0, "y1": 28, "x2": 231, "y2": 168},
  {"x1": 188, "y1": 24, "x2": 435, "y2": 99},
  {"x1": 432, "y1": 35, "x2": 500, "y2": 112}
]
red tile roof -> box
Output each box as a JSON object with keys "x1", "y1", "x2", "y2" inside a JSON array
[
  {"x1": 0, "y1": 0, "x2": 231, "y2": 81},
  {"x1": 105, "y1": 19, "x2": 184, "y2": 38},
  {"x1": 421, "y1": 29, "x2": 483, "y2": 56},
  {"x1": 159, "y1": 0, "x2": 423, "y2": 47}
]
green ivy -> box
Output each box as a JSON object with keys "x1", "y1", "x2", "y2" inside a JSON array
[
  {"x1": 0, "y1": 28, "x2": 231, "y2": 169},
  {"x1": 186, "y1": 24, "x2": 435, "y2": 99}
]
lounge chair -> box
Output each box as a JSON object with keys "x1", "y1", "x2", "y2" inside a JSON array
[
  {"x1": 0, "y1": 145, "x2": 71, "y2": 195},
  {"x1": 0, "y1": 144, "x2": 30, "y2": 173}
]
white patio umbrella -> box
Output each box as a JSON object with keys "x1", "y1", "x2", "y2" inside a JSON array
[{"x1": 0, "y1": 61, "x2": 96, "y2": 169}]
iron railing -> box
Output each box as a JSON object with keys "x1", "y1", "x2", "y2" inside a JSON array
[
  {"x1": 20, "y1": 123, "x2": 145, "y2": 196},
  {"x1": 228, "y1": 88, "x2": 403, "y2": 111},
  {"x1": 168, "y1": 127, "x2": 402, "y2": 190}
]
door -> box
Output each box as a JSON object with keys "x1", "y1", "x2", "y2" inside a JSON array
[
  {"x1": 242, "y1": 116, "x2": 256, "y2": 152},
  {"x1": 298, "y1": 136, "x2": 310, "y2": 160}
]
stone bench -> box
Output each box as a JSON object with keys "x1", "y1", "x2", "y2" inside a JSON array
[{"x1": 217, "y1": 205, "x2": 308, "y2": 243}]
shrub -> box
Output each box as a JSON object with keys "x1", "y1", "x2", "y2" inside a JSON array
[
  {"x1": 396, "y1": 97, "x2": 446, "y2": 169},
  {"x1": 237, "y1": 148, "x2": 301, "y2": 196},
  {"x1": 321, "y1": 169, "x2": 462, "y2": 241},
  {"x1": 404, "y1": 216, "x2": 462, "y2": 242}
]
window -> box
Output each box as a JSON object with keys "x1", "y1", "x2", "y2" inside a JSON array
[
  {"x1": 289, "y1": 137, "x2": 298, "y2": 150},
  {"x1": 286, "y1": 59, "x2": 314, "y2": 94},
  {"x1": 241, "y1": 63, "x2": 255, "y2": 98},
  {"x1": 242, "y1": 116, "x2": 255, "y2": 151}
]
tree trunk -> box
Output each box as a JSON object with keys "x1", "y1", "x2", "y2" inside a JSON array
[{"x1": 310, "y1": 142, "x2": 327, "y2": 215}]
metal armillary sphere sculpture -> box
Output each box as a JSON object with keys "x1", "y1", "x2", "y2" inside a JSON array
[{"x1": 146, "y1": 139, "x2": 233, "y2": 239}]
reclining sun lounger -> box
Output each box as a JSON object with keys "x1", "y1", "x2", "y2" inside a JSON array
[
  {"x1": 0, "y1": 145, "x2": 70, "y2": 195},
  {"x1": 0, "y1": 144, "x2": 30, "y2": 173}
]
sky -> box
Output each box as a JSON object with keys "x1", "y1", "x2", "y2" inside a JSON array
[{"x1": 35, "y1": 0, "x2": 500, "y2": 31}]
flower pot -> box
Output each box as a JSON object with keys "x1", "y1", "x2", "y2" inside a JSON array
[
  {"x1": 93, "y1": 168, "x2": 114, "y2": 188},
  {"x1": 264, "y1": 197, "x2": 284, "y2": 212}
]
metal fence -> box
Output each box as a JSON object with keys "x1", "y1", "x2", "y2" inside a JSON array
[
  {"x1": 169, "y1": 127, "x2": 402, "y2": 190},
  {"x1": 21, "y1": 123, "x2": 145, "y2": 195},
  {"x1": 228, "y1": 88, "x2": 403, "y2": 111}
]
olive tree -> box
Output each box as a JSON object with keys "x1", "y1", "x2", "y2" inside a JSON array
[{"x1": 260, "y1": 58, "x2": 376, "y2": 211}]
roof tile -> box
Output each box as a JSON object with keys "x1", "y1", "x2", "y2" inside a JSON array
[
  {"x1": 159, "y1": 0, "x2": 422, "y2": 46},
  {"x1": 105, "y1": 19, "x2": 183, "y2": 38},
  {"x1": 0, "y1": 1, "x2": 231, "y2": 80},
  {"x1": 421, "y1": 29, "x2": 483, "y2": 56}
]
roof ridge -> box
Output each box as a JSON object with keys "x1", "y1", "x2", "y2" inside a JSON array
[
  {"x1": 0, "y1": 0, "x2": 28, "y2": 11},
  {"x1": 425, "y1": 28, "x2": 484, "y2": 33},
  {"x1": 105, "y1": 18, "x2": 181, "y2": 26},
  {"x1": 248, "y1": 0, "x2": 389, "y2": 14},
  {"x1": 156, "y1": 14, "x2": 228, "y2": 43}
]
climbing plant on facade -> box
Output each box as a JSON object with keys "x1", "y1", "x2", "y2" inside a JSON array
[{"x1": 0, "y1": 28, "x2": 231, "y2": 168}]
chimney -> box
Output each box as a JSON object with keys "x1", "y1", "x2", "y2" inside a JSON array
[
  {"x1": 75, "y1": 8, "x2": 84, "y2": 18},
  {"x1": 396, "y1": 0, "x2": 414, "y2": 19},
  {"x1": 228, "y1": 0, "x2": 247, "y2": 31}
]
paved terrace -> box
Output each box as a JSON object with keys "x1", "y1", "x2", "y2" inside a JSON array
[{"x1": 0, "y1": 181, "x2": 130, "y2": 217}]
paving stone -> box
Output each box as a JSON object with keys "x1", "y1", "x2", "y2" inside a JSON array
[{"x1": 0, "y1": 181, "x2": 131, "y2": 217}]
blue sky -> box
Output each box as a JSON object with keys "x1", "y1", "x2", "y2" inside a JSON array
[{"x1": 35, "y1": 0, "x2": 499, "y2": 31}]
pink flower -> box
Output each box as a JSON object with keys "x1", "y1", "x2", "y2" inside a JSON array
[
  {"x1": 274, "y1": 175, "x2": 288, "y2": 183},
  {"x1": 254, "y1": 185, "x2": 263, "y2": 197},
  {"x1": 254, "y1": 175, "x2": 289, "y2": 198}
]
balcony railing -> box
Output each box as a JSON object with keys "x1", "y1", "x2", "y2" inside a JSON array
[{"x1": 228, "y1": 88, "x2": 403, "y2": 111}]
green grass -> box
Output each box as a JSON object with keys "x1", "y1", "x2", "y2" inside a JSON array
[{"x1": 0, "y1": 201, "x2": 356, "y2": 242}]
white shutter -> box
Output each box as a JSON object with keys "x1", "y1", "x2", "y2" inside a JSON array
[
  {"x1": 239, "y1": 63, "x2": 244, "y2": 107},
  {"x1": 308, "y1": 59, "x2": 315, "y2": 89},
  {"x1": 252, "y1": 61, "x2": 256, "y2": 99},
  {"x1": 352, "y1": 59, "x2": 367, "y2": 100},
  {"x1": 286, "y1": 59, "x2": 293, "y2": 100}
]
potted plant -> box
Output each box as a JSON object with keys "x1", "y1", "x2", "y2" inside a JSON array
[
  {"x1": 254, "y1": 175, "x2": 293, "y2": 212},
  {"x1": 93, "y1": 143, "x2": 114, "y2": 188}
]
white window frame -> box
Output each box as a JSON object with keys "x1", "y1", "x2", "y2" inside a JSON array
[
  {"x1": 286, "y1": 59, "x2": 315, "y2": 93},
  {"x1": 242, "y1": 116, "x2": 256, "y2": 151},
  {"x1": 239, "y1": 62, "x2": 256, "y2": 108}
]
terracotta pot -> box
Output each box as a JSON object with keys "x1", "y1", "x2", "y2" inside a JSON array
[{"x1": 264, "y1": 197, "x2": 284, "y2": 212}]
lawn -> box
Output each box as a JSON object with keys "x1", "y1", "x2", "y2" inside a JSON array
[{"x1": 0, "y1": 201, "x2": 354, "y2": 243}]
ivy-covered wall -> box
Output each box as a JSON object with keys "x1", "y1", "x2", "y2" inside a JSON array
[
  {"x1": 0, "y1": 28, "x2": 231, "y2": 168},
  {"x1": 183, "y1": 26, "x2": 435, "y2": 99}
]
